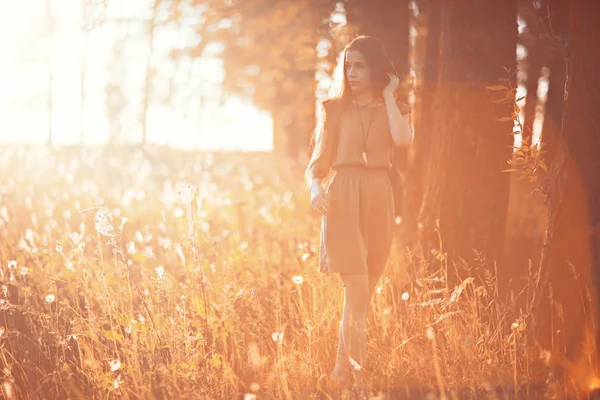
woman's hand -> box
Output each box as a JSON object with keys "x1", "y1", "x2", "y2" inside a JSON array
[
  {"x1": 310, "y1": 185, "x2": 329, "y2": 215},
  {"x1": 383, "y1": 73, "x2": 400, "y2": 97}
]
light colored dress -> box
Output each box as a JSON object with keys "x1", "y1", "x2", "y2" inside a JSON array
[{"x1": 306, "y1": 97, "x2": 410, "y2": 275}]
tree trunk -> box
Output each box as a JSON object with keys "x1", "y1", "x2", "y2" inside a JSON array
[
  {"x1": 535, "y1": 0, "x2": 600, "y2": 370},
  {"x1": 142, "y1": 0, "x2": 159, "y2": 145},
  {"x1": 403, "y1": 0, "x2": 442, "y2": 246},
  {"x1": 46, "y1": 0, "x2": 53, "y2": 146},
  {"x1": 345, "y1": 0, "x2": 411, "y2": 100},
  {"x1": 518, "y1": 0, "x2": 551, "y2": 145},
  {"x1": 418, "y1": 0, "x2": 517, "y2": 277},
  {"x1": 539, "y1": 0, "x2": 569, "y2": 173},
  {"x1": 521, "y1": 33, "x2": 544, "y2": 145}
]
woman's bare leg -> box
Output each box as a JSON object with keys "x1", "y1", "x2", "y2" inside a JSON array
[{"x1": 332, "y1": 274, "x2": 381, "y2": 382}]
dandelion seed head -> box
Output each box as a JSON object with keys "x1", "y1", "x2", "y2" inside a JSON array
[
  {"x1": 292, "y1": 276, "x2": 303, "y2": 285},
  {"x1": 94, "y1": 207, "x2": 115, "y2": 237},
  {"x1": 401, "y1": 292, "x2": 410, "y2": 301},
  {"x1": 376, "y1": 286, "x2": 383, "y2": 294},
  {"x1": 179, "y1": 184, "x2": 197, "y2": 205},
  {"x1": 143, "y1": 247, "x2": 153, "y2": 258},
  {"x1": 7, "y1": 261, "x2": 16, "y2": 270},
  {"x1": 20, "y1": 267, "x2": 28, "y2": 276},
  {"x1": 45, "y1": 294, "x2": 55, "y2": 303},
  {"x1": 155, "y1": 265, "x2": 165, "y2": 279}
]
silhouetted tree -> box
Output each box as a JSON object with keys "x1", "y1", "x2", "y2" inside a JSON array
[
  {"x1": 535, "y1": 0, "x2": 600, "y2": 372},
  {"x1": 418, "y1": 0, "x2": 518, "y2": 274}
]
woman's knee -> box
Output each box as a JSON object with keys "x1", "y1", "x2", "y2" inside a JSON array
[{"x1": 341, "y1": 274, "x2": 370, "y2": 316}]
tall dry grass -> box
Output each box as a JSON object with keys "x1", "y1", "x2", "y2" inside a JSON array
[{"x1": 0, "y1": 144, "x2": 586, "y2": 399}]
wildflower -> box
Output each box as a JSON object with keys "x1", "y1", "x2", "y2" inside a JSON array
[
  {"x1": 426, "y1": 326, "x2": 435, "y2": 340},
  {"x1": 155, "y1": 265, "x2": 165, "y2": 280},
  {"x1": 401, "y1": 292, "x2": 410, "y2": 301},
  {"x1": 248, "y1": 344, "x2": 261, "y2": 368},
  {"x1": 271, "y1": 331, "x2": 284, "y2": 343},
  {"x1": 143, "y1": 247, "x2": 153, "y2": 258},
  {"x1": 45, "y1": 294, "x2": 55, "y2": 303},
  {"x1": 291, "y1": 276, "x2": 303, "y2": 285},
  {"x1": 7, "y1": 261, "x2": 16, "y2": 270},
  {"x1": 376, "y1": 286, "x2": 383, "y2": 294},
  {"x1": 179, "y1": 184, "x2": 197, "y2": 205},
  {"x1": 20, "y1": 267, "x2": 28, "y2": 276},
  {"x1": 109, "y1": 359, "x2": 121, "y2": 372},
  {"x1": 94, "y1": 207, "x2": 115, "y2": 237}
]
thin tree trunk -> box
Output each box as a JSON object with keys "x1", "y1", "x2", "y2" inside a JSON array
[
  {"x1": 535, "y1": 0, "x2": 600, "y2": 370},
  {"x1": 142, "y1": 1, "x2": 159, "y2": 145},
  {"x1": 519, "y1": 0, "x2": 548, "y2": 145},
  {"x1": 80, "y1": 28, "x2": 87, "y2": 145},
  {"x1": 522, "y1": 41, "x2": 543, "y2": 145},
  {"x1": 418, "y1": 0, "x2": 517, "y2": 278},
  {"x1": 539, "y1": 0, "x2": 569, "y2": 174},
  {"x1": 46, "y1": 0, "x2": 53, "y2": 146}
]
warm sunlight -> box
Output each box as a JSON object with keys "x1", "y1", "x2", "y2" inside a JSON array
[
  {"x1": 0, "y1": 0, "x2": 273, "y2": 150},
  {"x1": 2, "y1": 1, "x2": 599, "y2": 399}
]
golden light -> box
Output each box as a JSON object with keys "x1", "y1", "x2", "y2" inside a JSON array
[{"x1": 0, "y1": 0, "x2": 273, "y2": 150}]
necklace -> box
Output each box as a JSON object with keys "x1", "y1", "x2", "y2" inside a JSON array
[{"x1": 355, "y1": 99, "x2": 377, "y2": 163}]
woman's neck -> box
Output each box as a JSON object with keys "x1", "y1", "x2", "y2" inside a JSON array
[{"x1": 353, "y1": 89, "x2": 377, "y2": 106}]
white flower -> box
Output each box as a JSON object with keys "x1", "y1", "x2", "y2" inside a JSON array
[
  {"x1": 109, "y1": 359, "x2": 121, "y2": 372},
  {"x1": 291, "y1": 276, "x2": 303, "y2": 285},
  {"x1": 45, "y1": 294, "x2": 55, "y2": 303}
]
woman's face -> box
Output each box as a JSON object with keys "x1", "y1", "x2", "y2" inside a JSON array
[{"x1": 345, "y1": 50, "x2": 371, "y2": 93}]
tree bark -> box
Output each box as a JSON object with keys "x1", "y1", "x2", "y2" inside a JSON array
[
  {"x1": 403, "y1": 0, "x2": 442, "y2": 246},
  {"x1": 535, "y1": 0, "x2": 600, "y2": 368},
  {"x1": 345, "y1": 0, "x2": 411, "y2": 101},
  {"x1": 539, "y1": 0, "x2": 569, "y2": 173},
  {"x1": 418, "y1": 0, "x2": 517, "y2": 277}
]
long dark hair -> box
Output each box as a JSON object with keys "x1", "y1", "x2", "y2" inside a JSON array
[
  {"x1": 305, "y1": 35, "x2": 399, "y2": 186},
  {"x1": 337, "y1": 35, "x2": 398, "y2": 103}
]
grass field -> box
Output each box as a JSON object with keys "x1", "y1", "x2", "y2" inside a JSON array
[{"x1": 0, "y1": 144, "x2": 587, "y2": 399}]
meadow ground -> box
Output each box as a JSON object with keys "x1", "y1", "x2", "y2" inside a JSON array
[{"x1": 0, "y1": 145, "x2": 587, "y2": 399}]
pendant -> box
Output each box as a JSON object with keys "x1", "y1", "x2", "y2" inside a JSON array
[{"x1": 361, "y1": 151, "x2": 368, "y2": 163}]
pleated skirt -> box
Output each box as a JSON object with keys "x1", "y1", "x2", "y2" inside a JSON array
[{"x1": 318, "y1": 166, "x2": 395, "y2": 276}]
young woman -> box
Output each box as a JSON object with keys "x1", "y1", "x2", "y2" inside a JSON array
[{"x1": 305, "y1": 35, "x2": 413, "y2": 388}]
